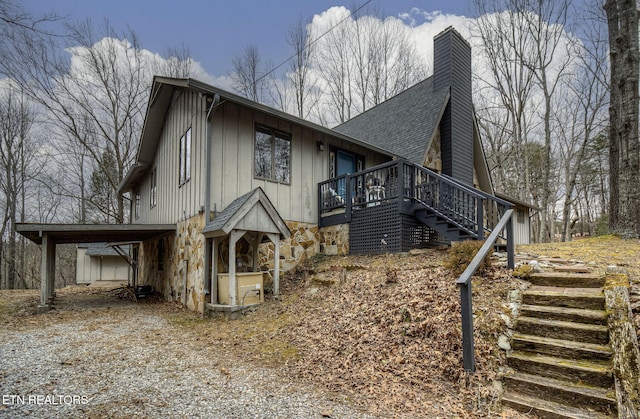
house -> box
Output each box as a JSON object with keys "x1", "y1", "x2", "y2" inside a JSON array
[
  {"x1": 113, "y1": 26, "x2": 526, "y2": 314},
  {"x1": 75, "y1": 243, "x2": 130, "y2": 284},
  {"x1": 18, "y1": 27, "x2": 528, "y2": 313}
]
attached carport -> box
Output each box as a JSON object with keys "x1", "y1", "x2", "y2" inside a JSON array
[{"x1": 16, "y1": 223, "x2": 175, "y2": 311}]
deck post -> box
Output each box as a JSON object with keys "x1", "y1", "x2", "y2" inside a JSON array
[
  {"x1": 506, "y1": 214, "x2": 515, "y2": 269},
  {"x1": 476, "y1": 198, "x2": 484, "y2": 239},
  {"x1": 345, "y1": 174, "x2": 352, "y2": 223}
]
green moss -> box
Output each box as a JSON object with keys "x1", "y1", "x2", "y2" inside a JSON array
[{"x1": 512, "y1": 264, "x2": 534, "y2": 279}]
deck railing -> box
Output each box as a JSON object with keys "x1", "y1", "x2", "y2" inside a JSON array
[{"x1": 319, "y1": 159, "x2": 513, "y2": 240}]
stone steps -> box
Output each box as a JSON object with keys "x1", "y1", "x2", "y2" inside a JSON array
[
  {"x1": 529, "y1": 272, "x2": 605, "y2": 288},
  {"x1": 515, "y1": 316, "x2": 609, "y2": 345},
  {"x1": 502, "y1": 271, "x2": 616, "y2": 418},
  {"x1": 506, "y1": 351, "x2": 613, "y2": 388},
  {"x1": 511, "y1": 333, "x2": 612, "y2": 361},
  {"x1": 502, "y1": 391, "x2": 613, "y2": 419},
  {"x1": 502, "y1": 371, "x2": 616, "y2": 416},
  {"x1": 520, "y1": 304, "x2": 607, "y2": 325},
  {"x1": 523, "y1": 286, "x2": 605, "y2": 310}
]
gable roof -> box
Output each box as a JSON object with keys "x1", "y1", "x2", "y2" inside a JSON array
[
  {"x1": 202, "y1": 187, "x2": 290, "y2": 239},
  {"x1": 118, "y1": 77, "x2": 395, "y2": 194},
  {"x1": 334, "y1": 77, "x2": 450, "y2": 165}
]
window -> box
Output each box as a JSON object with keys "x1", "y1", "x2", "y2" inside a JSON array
[
  {"x1": 517, "y1": 209, "x2": 525, "y2": 224},
  {"x1": 134, "y1": 189, "x2": 140, "y2": 219},
  {"x1": 254, "y1": 126, "x2": 291, "y2": 183},
  {"x1": 150, "y1": 168, "x2": 157, "y2": 208},
  {"x1": 179, "y1": 128, "x2": 191, "y2": 185}
]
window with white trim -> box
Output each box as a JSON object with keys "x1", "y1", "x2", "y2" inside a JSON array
[{"x1": 179, "y1": 128, "x2": 191, "y2": 185}]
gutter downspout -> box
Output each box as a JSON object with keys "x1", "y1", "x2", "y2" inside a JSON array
[
  {"x1": 204, "y1": 92, "x2": 221, "y2": 222},
  {"x1": 203, "y1": 93, "x2": 221, "y2": 301}
]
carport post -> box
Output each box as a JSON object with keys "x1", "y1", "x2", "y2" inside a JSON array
[{"x1": 39, "y1": 232, "x2": 56, "y2": 311}]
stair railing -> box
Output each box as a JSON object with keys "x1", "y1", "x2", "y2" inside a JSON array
[
  {"x1": 457, "y1": 208, "x2": 515, "y2": 372},
  {"x1": 405, "y1": 162, "x2": 486, "y2": 239}
]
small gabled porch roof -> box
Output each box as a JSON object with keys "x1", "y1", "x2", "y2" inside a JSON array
[
  {"x1": 202, "y1": 187, "x2": 290, "y2": 239},
  {"x1": 202, "y1": 187, "x2": 290, "y2": 309}
]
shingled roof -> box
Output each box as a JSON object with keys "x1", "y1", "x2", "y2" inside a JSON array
[
  {"x1": 334, "y1": 77, "x2": 450, "y2": 165},
  {"x1": 202, "y1": 187, "x2": 290, "y2": 239}
]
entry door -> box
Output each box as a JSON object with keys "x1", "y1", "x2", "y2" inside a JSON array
[
  {"x1": 334, "y1": 150, "x2": 357, "y2": 198},
  {"x1": 337, "y1": 150, "x2": 356, "y2": 176}
]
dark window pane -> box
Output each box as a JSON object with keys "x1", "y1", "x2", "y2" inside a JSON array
[
  {"x1": 255, "y1": 130, "x2": 272, "y2": 179},
  {"x1": 274, "y1": 135, "x2": 290, "y2": 183}
]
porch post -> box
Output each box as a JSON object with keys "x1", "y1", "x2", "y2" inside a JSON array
[
  {"x1": 39, "y1": 233, "x2": 56, "y2": 310},
  {"x1": 267, "y1": 233, "x2": 280, "y2": 297},
  {"x1": 228, "y1": 230, "x2": 244, "y2": 306},
  {"x1": 211, "y1": 238, "x2": 219, "y2": 304}
]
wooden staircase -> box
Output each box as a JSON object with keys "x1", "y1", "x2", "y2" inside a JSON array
[{"x1": 502, "y1": 271, "x2": 617, "y2": 418}]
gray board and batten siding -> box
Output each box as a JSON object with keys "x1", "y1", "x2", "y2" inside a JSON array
[{"x1": 121, "y1": 79, "x2": 390, "y2": 226}]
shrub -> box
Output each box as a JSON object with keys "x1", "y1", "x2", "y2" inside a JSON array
[{"x1": 443, "y1": 240, "x2": 491, "y2": 276}]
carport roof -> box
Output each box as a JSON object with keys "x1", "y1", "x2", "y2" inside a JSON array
[{"x1": 16, "y1": 223, "x2": 175, "y2": 245}]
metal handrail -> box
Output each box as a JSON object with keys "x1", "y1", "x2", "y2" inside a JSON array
[{"x1": 456, "y1": 208, "x2": 514, "y2": 372}]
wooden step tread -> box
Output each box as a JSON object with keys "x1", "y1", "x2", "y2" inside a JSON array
[
  {"x1": 520, "y1": 304, "x2": 607, "y2": 324},
  {"x1": 502, "y1": 391, "x2": 614, "y2": 419},
  {"x1": 511, "y1": 333, "x2": 612, "y2": 359},
  {"x1": 504, "y1": 371, "x2": 616, "y2": 408}
]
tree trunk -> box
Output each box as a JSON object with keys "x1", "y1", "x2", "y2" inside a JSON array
[{"x1": 606, "y1": 0, "x2": 640, "y2": 237}]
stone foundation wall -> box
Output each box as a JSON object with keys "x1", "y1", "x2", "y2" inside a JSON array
[
  {"x1": 139, "y1": 217, "x2": 349, "y2": 313},
  {"x1": 139, "y1": 214, "x2": 207, "y2": 313},
  {"x1": 259, "y1": 222, "x2": 349, "y2": 274}
]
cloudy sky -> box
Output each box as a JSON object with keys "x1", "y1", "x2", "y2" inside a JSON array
[{"x1": 20, "y1": 0, "x2": 476, "y2": 78}]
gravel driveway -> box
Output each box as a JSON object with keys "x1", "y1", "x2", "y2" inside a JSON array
[{"x1": 0, "y1": 288, "x2": 374, "y2": 419}]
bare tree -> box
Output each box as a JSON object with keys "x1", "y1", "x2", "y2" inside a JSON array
[
  {"x1": 1, "y1": 19, "x2": 149, "y2": 223},
  {"x1": 473, "y1": 2, "x2": 537, "y2": 202},
  {"x1": 0, "y1": 85, "x2": 39, "y2": 289},
  {"x1": 231, "y1": 44, "x2": 269, "y2": 102},
  {"x1": 154, "y1": 44, "x2": 195, "y2": 78},
  {"x1": 315, "y1": 10, "x2": 426, "y2": 125},
  {"x1": 556, "y1": 4, "x2": 609, "y2": 241},
  {"x1": 474, "y1": 0, "x2": 584, "y2": 242},
  {"x1": 520, "y1": 0, "x2": 576, "y2": 242},
  {"x1": 605, "y1": 0, "x2": 640, "y2": 237},
  {"x1": 286, "y1": 17, "x2": 318, "y2": 119}
]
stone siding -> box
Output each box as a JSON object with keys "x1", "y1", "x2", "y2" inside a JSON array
[
  {"x1": 138, "y1": 214, "x2": 207, "y2": 313},
  {"x1": 139, "y1": 217, "x2": 349, "y2": 314}
]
